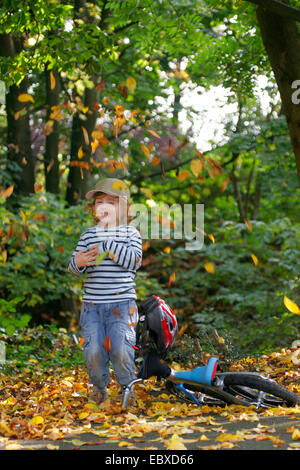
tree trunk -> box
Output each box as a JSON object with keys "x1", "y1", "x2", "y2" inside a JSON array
[
  {"x1": 65, "y1": 79, "x2": 100, "y2": 205},
  {"x1": 44, "y1": 68, "x2": 61, "y2": 194},
  {"x1": 256, "y1": 5, "x2": 300, "y2": 185},
  {"x1": 0, "y1": 34, "x2": 35, "y2": 197},
  {"x1": 65, "y1": 0, "x2": 101, "y2": 205}
]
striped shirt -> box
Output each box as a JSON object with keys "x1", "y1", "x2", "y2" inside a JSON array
[{"x1": 68, "y1": 224, "x2": 143, "y2": 303}]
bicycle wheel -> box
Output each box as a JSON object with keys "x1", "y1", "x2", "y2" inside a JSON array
[{"x1": 220, "y1": 373, "x2": 300, "y2": 408}]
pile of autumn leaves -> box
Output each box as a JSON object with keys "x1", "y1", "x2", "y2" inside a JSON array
[{"x1": 0, "y1": 345, "x2": 300, "y2": 450}]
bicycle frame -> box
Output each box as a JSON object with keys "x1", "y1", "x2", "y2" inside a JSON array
[{"x1": 122, "y1": 357, "x2": 219, "y2": 408}]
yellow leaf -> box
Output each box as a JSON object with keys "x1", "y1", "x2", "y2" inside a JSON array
[
  {"x1": 190, "y1": 158, "x2": 203, "y2": 177},
  {"x1": 18, "y1": 93, "x2": 35, "y2": 103},
  {"x1": 204, "y1": 262, "x2": 215, "y2": 274},
  {"x1": 168, "y1": 272, "x2": 176, "y2": 286},
  {"x1": 216, "y1": 433, "x2": 241, "y2": 442},
  {"x1": 5, "y1": 443, "x2": 23, "y2": 450},
  {"x1": 284, "y1": 296, "x2": 300, "y2": 314},
  {"x1": 251, "y1": 253, "x2": 259, "y2": 266},
  {"x1": 164, "y1": 246, "x2": 171, "y2": 253},
  {"x1": 118, "y1": 441, "x2": 132, "y2": 447},
  {"x1": 30, "y1": 416, "x2": 44, "y2": 426},
  {"x1": 20, "y1": 209, "x2": 27, "y2": 225},
  {"x1": 78, "y1": 146, "x2": 84, "y2": 159},
  {"x1": 292, "y1": 429, "x2": 300, "y2": 440},
  {"x1": 141, "y1": 143, "x2": 153, "y2": 158},
  {"x1": 208, "y1": 233, "x2": 215, "y2": 243},
  {"x1": 147, "y1": 129, "x2": 160, "y2": 138},
  {"x1": 165, "y1": 434, "x2": 187, "y2": 450},
  {"x1": 78, "y1": 411, "x2": 89, "y2": 420},
  {"x1": 50, "y1": 71, "x2": 56, "y2": 90},
  {"x1": 112, "y1": 181, "x2": 128, "y2": 192},
  {"x1": 126, "y1": 77, "x2": 137, "y2": 93}
]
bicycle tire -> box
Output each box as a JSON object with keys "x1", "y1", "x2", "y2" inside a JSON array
[{"x1": 220, "y1": 373, "x2": 300, "y2": 408}]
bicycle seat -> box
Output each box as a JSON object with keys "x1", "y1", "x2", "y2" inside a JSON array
[{"x1": 172, "y1": 357, "x2": 219, "y2": 386}]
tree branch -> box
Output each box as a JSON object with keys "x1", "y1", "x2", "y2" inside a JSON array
[{"x1": 245, "y1": 0, "x2": 300, "y2": 22}]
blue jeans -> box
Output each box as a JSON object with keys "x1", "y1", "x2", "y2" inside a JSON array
[{"x1": 80, "y1": 300, "x2": 138, "y2": 391}]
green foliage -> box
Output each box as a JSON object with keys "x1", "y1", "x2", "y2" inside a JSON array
[
  {"x1": 0, "y1": 192, "x2": 90, "y2": 321},
  {"x1": 146, "y1": 216, "x2": 300, "y2": 354},
  {"x1": 0, "y1": 324, "x2": 84, "y2": 373}
]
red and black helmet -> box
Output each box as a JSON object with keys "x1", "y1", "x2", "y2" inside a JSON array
[{"x1": 137, "y1": 295, "x2": 178, "y2": 358}]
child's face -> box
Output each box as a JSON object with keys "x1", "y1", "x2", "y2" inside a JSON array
[{"x1": 94, "y1": 193, "x2": 120, "y2": 227}]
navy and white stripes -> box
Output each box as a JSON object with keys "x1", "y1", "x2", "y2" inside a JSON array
[{"x1": 68, "y1": 224, "x2": 143, "y2": 303}]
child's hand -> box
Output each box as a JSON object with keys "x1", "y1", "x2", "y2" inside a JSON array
[{"x1": 75, "y1": 245, "x2": 98, "y2": 267}]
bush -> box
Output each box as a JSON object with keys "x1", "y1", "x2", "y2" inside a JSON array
[{"x1": 0, "y1": 192, "x2": 89, "y2": 325}]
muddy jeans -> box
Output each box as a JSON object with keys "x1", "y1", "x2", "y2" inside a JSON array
[{"x1": 79, "y1": 300, "x2": 138, "y2": 392}]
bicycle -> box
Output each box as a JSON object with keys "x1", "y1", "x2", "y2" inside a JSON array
[
  {"x1": 122, "y1": 354, "x2": 300, "y2": 410},
  {"x1": 122, "y1": 295, "x2": 300, "y2": 410}
]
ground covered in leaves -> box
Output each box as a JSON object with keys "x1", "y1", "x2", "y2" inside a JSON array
[{"x1": 1, "y1": 329, "x2": 300, "y2": 450}]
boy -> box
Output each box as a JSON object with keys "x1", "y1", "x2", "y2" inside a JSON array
[{"x1": 68, "y1": 178, "x2": 142, "y2": 405}]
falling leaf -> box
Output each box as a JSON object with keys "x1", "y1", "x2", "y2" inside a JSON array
[
  {"x1": 190, "y1": 159, "x2": 203, "y2": 177},
  {"x1": 20, "y1": 209, "x2": 27, "y2": 225},
  {"x1": 284, "y1": 296, "x2": 300, "y2": 314},
  {"x1": 0, "y1": 185, "x2": 14, "y2": 199},
  {"x1": 208, "y1": 234, "x2": 215, "y2": 243},
  {"x1": 126, "y1": 77, "x2": 137, "y2": 93},
  {"x1": 151, "y1": 156, "x2": 160, "y2": 166},
  {"x1": 34, "y1": 183, "x2": 43, "y2": 193},
  {"x1": 177, "y1": 170, "x2": 190, "y2": 182},
  {"x1": 140, "y1": 187, "x2": 153, "y2": 198},
  {"x1": 81, "y1": 126, "x2": 89, "y2": 145},
  {"x1": 95, "y1": 80, "x2": 105, "y2": 91},
  {"x1": 204, "y1": 262, "x2": 215, "y2": 274},
  {"x1": 147, "y1": 129, "x2": 160, "y2": 138},
  {"x1": 50, "y1": 71, "x2": 56, "y2": 90},
  {"x1": 168, "y1": 272, "x2": 176, "y2": 286},
  {"x1": 95, "y1": 251, "x2": 108, "y2": 265},
  {"x1": 130, "y1": 305, "x2": 136, "y2": 315},
  {"x1": 251, "y1": 253, "x2": 259, "y2": 266},
  {"x1": 221, "y1": 177, "x2": 230, "y2": 192},
  {"x1": 18, "y1": 93, "x2": 35, "y2": 103},
  {"x1": 141, "y1": 143, "x2": 153, "y2": 158},
  {"x1": 244, "y1": 219, "x2": 253, "y2": 231},
  {"x1": 103, "y1": 336, "x2": 111, "y2": 353},
  {"x1": 78, "y1": 146, "x2": 84, "y2": 159}
]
